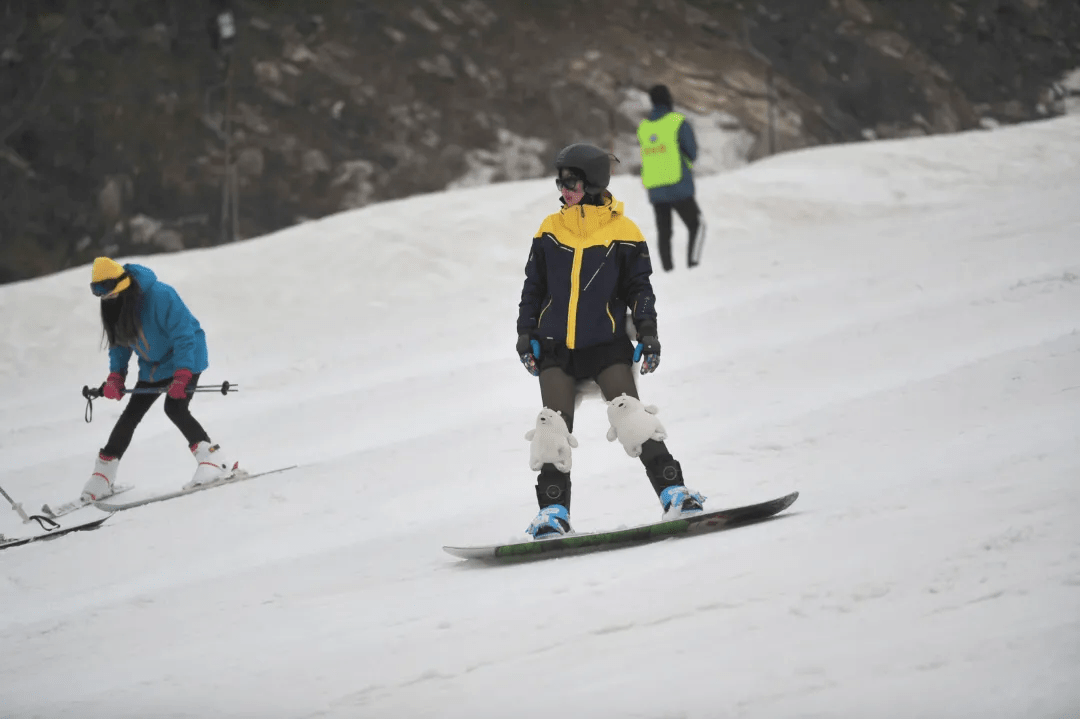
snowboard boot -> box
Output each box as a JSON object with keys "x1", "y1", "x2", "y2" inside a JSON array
[
  {"x1": 527, "y1": 504, "x2": 572, "y2": 539},
  {"x1": 659, "y1": 486, "x2": 706, "y2": 521},
  {"x1": 81, "y1": 451, "x2": 119, "y2": 502},
  {"x1": 646, "y1": 454, "x2": 706, "y2": 521},
  {"x1": 184, "y1": 441, "x2": 236, "y2": 490},
  {"x1": 529, "y1": 464, "x2": 573, "y2": 539}
]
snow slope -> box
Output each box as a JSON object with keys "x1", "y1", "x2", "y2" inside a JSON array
[{"x1": 1, "y1": 116, "x2": 1079, "y2": 718}]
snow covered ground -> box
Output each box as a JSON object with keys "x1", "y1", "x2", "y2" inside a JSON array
[{"x1": 1, "y1": 116, "x2": 1078, "y2": 718}]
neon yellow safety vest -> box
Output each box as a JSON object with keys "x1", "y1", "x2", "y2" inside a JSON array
[{"x1": 637, "y1": 113, "x2": 686, "y2": 189}]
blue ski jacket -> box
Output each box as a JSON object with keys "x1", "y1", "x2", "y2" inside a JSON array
[{"x1": 108, "y1": 264, "x2": 209, "y2": 381}]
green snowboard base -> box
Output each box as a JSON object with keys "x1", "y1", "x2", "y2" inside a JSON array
[{"x1": 444, "y1": 491, "x2": 799, "y2": 563}]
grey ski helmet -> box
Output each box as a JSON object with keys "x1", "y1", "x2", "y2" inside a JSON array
[{"x1": 554, "y1": 143, "x2": 611, "y2": 195}]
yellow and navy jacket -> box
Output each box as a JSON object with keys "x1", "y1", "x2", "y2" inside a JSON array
[{"x1": 517, "y1": 194, "x2": 657, "y2": 350}]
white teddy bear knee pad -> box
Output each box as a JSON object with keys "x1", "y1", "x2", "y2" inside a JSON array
[
  {"x1": 525, "y1": 408, "x2": 578, "y2": 472},
  {"x1": 606, "y1": 393, "x2": 667, "y2": 458}
]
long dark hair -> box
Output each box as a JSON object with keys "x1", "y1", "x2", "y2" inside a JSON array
[{"x1": 100, "y1": 278, "x2": 143, "y2": 348}]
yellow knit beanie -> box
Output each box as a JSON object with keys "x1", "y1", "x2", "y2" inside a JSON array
[{"x1": 90, "y1": 257, "x2": 131, "y2": 297}]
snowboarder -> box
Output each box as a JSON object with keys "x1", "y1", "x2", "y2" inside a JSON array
[
  {"x1": 81, "y1": 257, "x2": 235, "y2": 502},
  {"x1": 515, "y1": 143, "x2": 705, "y2": 539}
]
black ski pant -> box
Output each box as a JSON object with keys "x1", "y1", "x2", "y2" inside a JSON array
[
  {"x1": 653, "y1": 196, "x2": 704, "y2": 271},
  {"x1": 534, "y1": 362, "x2": 670, "y2": 509},
  {"x1": 102, "y1": 373, "x2": 211, "y2": 458}
]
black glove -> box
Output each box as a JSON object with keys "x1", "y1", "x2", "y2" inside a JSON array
[
  {"x1": 634, "y1": 322, "x2": 660, "y2": 375},
  {"x1": 517, "y1": 333, "x2": 540, "y2": 376},
  {"x1": 635, "y1": 320, "x2": 657, "y2": 341}
]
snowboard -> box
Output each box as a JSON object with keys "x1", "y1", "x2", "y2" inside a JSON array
[
  {"x1": 92, "y1": 465, "x2": 298, "y2": 512},
  {"x1": 0, "y1": 515, "x2": 110, "y2": 551},
  {"x1": 444, "y1": 491, "x2": 799, "y2": 563},
  {"x1": 41, "y1": 484, "x2": 134, "y2": 519}
]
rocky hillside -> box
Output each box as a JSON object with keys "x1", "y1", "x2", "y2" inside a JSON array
[{"x1": 2, "y1": 0, "x2": 1078, "y2": 283}]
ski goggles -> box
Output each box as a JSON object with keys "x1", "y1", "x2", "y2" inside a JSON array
[
  {"x1": 555, "y1": 170, "x2": 585, "y2": 191},
  {"x1": 90, "y1": 273, "x2": 130, "y2": 298}
]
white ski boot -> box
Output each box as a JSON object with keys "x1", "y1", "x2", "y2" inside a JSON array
[
  {"x1": 184, "y1": 441, "x2": 236, "y2": 490},
  {"x1": 81, "y1": 452, "x2": 119, "y2": 502}
]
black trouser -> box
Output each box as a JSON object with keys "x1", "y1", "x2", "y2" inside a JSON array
[
  {"x1": 534, "y1": 362, "x2": 671, "y2": 509},
  {"x1": 102, "y1": 373, "x2": 211, "y2": 458},
  {"x1": 653, "y1": 197, "x2": 704, "y2": 271}
]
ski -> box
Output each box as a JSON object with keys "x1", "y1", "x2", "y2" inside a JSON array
[
  {"x1": 41, "y1": 484, "x2": 134, "y2": 518},
  {"x1": 444, "y1": 491, "x2": 799, "y2": 563},
  {"x1": 0, "y1": 515, "x2": 111, "y2": 551},
  {"x1": 92, "y1": 465, "x2": 298, "y2": 512}
]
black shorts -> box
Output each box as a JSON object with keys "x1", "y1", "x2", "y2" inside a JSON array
[{"x1": 536, "y1": 336, "x2": 635, "y2": 381}]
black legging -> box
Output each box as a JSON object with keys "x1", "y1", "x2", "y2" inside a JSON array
[
  {"x1": 102, "y1": 373, "x2": 211, "y2": 458},
  {"x1": 653, "y1": 197, "x2": 704, "y2": 271},
  {"x1": 538, "y1": 362, "x2": 669, "y2": 466}
]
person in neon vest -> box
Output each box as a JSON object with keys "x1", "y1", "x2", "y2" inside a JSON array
[{"x1": 637, "y1": 84, "x2": 704, "y2": 272}]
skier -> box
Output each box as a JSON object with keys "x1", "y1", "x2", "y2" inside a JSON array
[
  {"x1": 515, "y1": 143, "x2": 705, "y2": 539},
  {"x1": 81, "y1": 257, "x2": 235, "y2": 502}
]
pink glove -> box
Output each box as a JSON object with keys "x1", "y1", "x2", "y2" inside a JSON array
[
  {"x1": 167, "y1": 368, "x2": 193, "y2": 400},
  {"x1": 103, "y1": 372, "x2": 125, "y2": 400}
]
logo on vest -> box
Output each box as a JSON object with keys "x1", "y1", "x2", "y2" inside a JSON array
[{"x1": 642, "y1": 144, "x2": 668, "y2": 155}]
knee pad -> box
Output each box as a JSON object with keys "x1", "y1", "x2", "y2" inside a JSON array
[
  {"x1": 605, "y1": 393, "x2": 667, "y2": 458},
  {"x1": 525, "y1": 408, "x2": 578, "y2": 472}
]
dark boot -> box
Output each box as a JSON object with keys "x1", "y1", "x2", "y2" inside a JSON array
[
  {"x1": 645, "y1": 453, "x2": 705, "y2": 519},
  {"x1": 529, "y1": 464, "x2": 573, "y2": 538},
  {"x1": 535, "y1": 463, "x2": 571, "y2": 511},
  {"x1": 645, "y1": 453, "x2": 682, "y2": 496}
]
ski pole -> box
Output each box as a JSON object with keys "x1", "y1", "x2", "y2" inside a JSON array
[
  {"x1": 0, "y1": 483, "x2": 31, "y2": 523},
  {"x1": 0, "y1": 483, "x2": 58, "y2": 529},
  {"x1": 81, "y1": 381, "x2": 239, "y2": 422},
  {"x1": 0, "y1": 481, "x2": 59, "y2": 526},
  {"x1": 82, "y1": 381, "x2": 238, "y2": 398}
]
